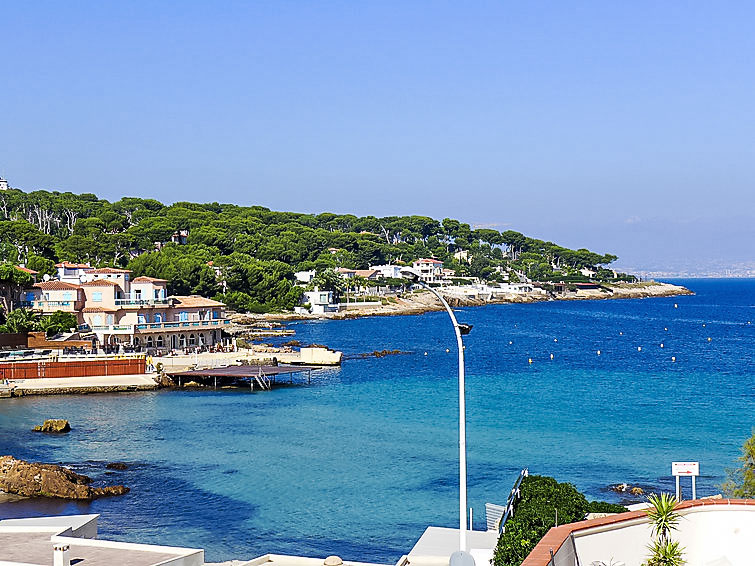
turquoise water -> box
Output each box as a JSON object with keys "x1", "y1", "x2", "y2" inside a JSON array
[{"x1": 0, "y1": 279, "x2": 753, "y2": 562}]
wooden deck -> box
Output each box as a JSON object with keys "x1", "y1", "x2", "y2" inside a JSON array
[{"x1": 168, "y1": 364, "x2": 321, "y2": 390}]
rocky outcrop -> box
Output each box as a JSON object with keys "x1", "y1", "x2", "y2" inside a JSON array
[
  {"x1": 105, "y1": 462, "x2": 129, "y2": 470},
  {"x1": 32, "y1": 419, "x2": 71, "y2": 433},
  {"x1": 0, "y1": 456, "x2": 129, "y2": 500}
]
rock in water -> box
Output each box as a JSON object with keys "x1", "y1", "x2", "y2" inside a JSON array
[
  {"x1": 106, "y1": 462, "x2": 128, "y2": 470},
  {"x1": 0, "y1": 456, "x2": 129, "y2": 500},
  {"x1": 32, "y1": 419, "x2": 71, "y2": 433}
]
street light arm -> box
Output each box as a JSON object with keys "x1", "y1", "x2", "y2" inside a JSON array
[{"x1": 414, "y1": 280, "x2": 469, "y2": 553}]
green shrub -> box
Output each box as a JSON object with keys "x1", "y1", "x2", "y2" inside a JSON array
[{"x1": 493, "y1": 475, "x2": 627, "y2": 566}]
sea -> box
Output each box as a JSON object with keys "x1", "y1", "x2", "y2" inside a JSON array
[{"x1": 0, "y1": 278, "x2": 753, "y2": 563}]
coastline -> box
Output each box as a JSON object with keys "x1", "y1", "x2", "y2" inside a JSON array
[{"x1": 245, "y1": 281, "x2": 693, "y2": 323}]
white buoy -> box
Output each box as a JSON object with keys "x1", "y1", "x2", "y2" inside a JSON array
[
  {"x1": 528, "y1": 358, "x2": 533, "y2": 364},
  {"x1": 660, "y1": 343, "x2": 664, "y2": 348},
  {"x1": 702, "y1": 323, "x2": 706, "y2": 327},
  {"x1": 597, "y1": 350, "x2": 601, "y2": 355},
  {"x1": 554, "y1": 338, "x2": 558, "y2": 342},
  {"x1": 445, "y1": 348, "x2": 450, "y2": 353},
  {"x1": 550, "y1": 353, "x2": 554, "y2": 360},
  {"x1": 619, "y1": 332, "x2": 623, "y2": 335},
  {"x1": 509, "y1": 341, "x2": 513, "y2": 345},
  {"x1": 674, "y1": 303, "x2": 678, "y2": 308},
  {"x1": 664, "y1": 327, "x2": 668, "y2": 331},
  {"x1": 424, "y1": 352, "x2": 428, "y2": 356},
  {"x1": 671, "y1": 356, "x2": 676, "y2": 362},
  {"x1": 637, "y1": 346, "x2": 642, "y2": 352},
  {"x1": 707, "y1": 337, "x2": 712, "y2": 342}
]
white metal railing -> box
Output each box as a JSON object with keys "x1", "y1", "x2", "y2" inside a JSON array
[
  {"x1": 89, "y1": 319, "x2": 230, "y2": 333},
  {"x1": 486, "y1": 468, "x2": 529, "y2": 533}
]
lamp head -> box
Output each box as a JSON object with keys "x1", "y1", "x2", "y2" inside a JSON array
[
  {"x1": 400, "y1": 267, "x2": 421, "y2": 283},
  {"x1": 458, "y1": 323, "x2": 473, "y2": 336}
]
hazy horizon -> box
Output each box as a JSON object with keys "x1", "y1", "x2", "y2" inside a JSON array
[{"x1": 2, "y1": 2, "x2": 753, "y2": 275}]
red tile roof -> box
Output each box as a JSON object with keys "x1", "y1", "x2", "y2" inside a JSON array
[
  {"x1": 55, "y1": 262, "x2": 92, "y2": 269},
  {"x1": 172, "y1": 295, "x2": 225, "y2": 308},
  {"x1": 82, "y1": 306, "x2": 117, "y2": 313},
  {"x1": 88, "y1": 267, "x2": 131, "y2": 274},
  {"x1": 15, "y1": 265, "x2": 38, "y2": 274},
  {"x1": 80, "y1": 279, "x2": 121, "y2": 287},
  {"x1": 521, "y1": 498, "x2": 754, "y2": 566},
  {"x1": 415, "y1": 258, "x2": 443, "y2": 264},
  {"x1": 33, "y1": 281, "x2": 80, "y2": 291},
  {"x1": 131, "y1": 276, "x2": 168, "y2": 283}
]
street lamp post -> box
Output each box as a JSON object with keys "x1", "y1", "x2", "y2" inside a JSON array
[{"x1": 401, "y1": 268, "x2": 472, "y2": 556}]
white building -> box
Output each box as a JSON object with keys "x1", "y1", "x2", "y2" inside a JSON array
[
  {"x1": 370, "y1": 264, "x2": 403, "y2": 279},
  {"x1": 55, "y1": 261, "x2": 94, "y2": 285},
  {"x1": 301, "y1": 288, "x2": 338, "y2": 315},
  {"x1": 0, "y1": 177, "x2": 8, "y2": 191},
  {"x1": 294, "y1": 270, "x2": 316, "y2": 284},
  {"x1": 0, "y1": 514, "x2": 203, "y2": 566},
  {"x1": 412, "y1": 258, "x2": 444, "y2": 284}
]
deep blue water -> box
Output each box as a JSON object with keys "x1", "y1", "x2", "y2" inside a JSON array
[{"x1": 0, "y1": 279, "x2": 753, "y2": 562}]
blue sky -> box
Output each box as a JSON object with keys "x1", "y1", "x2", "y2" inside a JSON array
[{"x1": 1, "y1": 2, "x2": 753, "y2": 273}]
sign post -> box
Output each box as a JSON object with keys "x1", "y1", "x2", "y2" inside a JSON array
[{"x1": 672, "y1": 462, "x2": 699, "y2": 501}]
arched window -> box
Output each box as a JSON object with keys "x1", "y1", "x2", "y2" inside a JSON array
[
  {"x1": 157, "y1": 335, "x2": 164, "y2": 347},
  {"x1": 147, "y1": 336, "x2": 154, "y2": 347},
  {"x1": 179, "y1": 334, "x2": 186, "y2": 347},
  {"x1": 189, "y1": 334, "x2": 196, "y2": 345}
]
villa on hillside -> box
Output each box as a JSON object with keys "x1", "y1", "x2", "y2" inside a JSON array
[
  {"x1": 412, "y1": 258, "x2": 444, "y2": 284},
  {"x1": 15, "y1": 266, "x2": 230, "y2": 351}
]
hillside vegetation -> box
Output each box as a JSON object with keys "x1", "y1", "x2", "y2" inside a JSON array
[{"x1": 0, "y1": 187, "x2": 630, "y2": 312}]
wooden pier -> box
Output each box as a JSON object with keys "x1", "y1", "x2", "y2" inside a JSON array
[{"x1": 168, "y1": 364, "x2": 321, "y2": 391}]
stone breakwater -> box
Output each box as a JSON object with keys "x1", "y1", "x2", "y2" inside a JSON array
[{"x1": 0, "y1": 455, "x2": 129, "y2": 500}]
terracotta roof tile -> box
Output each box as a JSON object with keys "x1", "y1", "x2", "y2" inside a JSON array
[
  {"x1": 33, "y1": 281, "x2": 81, "y2": 291},
  {"x1": 131, "y1": 276, "x2": 168, "y2": 283},
  {"x1": 88, "y1": 267, "x2": 131, "y2": 274},
  {"x1": 55, "y1": 262, "x2": 92, "y2": 269},
  {"x1": 82, "y1": 306, "x2": 117, "y2": 313},
  {"x1": 80, "y1": 279, "x2": 121, "y2": 287},
  {"x1": 15, "y1": 266, "x2": 38, "y2": 274},
  {"x1": 522, "y1": 498, "x2": 755, "y2": 566},
  {"x1": 172, "y1": 295, "x2": 225, "y2": 308}
]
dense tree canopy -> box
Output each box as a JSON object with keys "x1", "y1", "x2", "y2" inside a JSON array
[{"x1": 0, "y1": 187, "x2": 629, "y2": 312}]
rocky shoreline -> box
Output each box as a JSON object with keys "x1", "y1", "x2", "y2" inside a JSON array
[
  {"x1": 250, "y1": 281, "x2": 693, "y2": 322},
  {"x1": 0, "y1": 455, "x2": 129, "y2": 500}
]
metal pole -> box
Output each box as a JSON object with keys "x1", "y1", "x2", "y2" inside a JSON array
[
  {"x1": 692, "y1": 476, "x2": 696, "y2": 500},
  {"x1": 675, "y1": 476, "x2": 681, "y2": 501},
  {"x1": 418, "y1": 281, "x2": 467, "y2": 552}
]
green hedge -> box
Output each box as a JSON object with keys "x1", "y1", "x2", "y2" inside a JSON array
[{"x1": 493, "y1": 475, "x2": 627, "y2": 566}]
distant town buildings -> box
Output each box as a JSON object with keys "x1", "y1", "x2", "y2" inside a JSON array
[{"x1": 0, "y1": 177, "x2": 8, "y2": 191}]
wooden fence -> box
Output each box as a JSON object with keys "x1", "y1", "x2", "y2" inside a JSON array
[{"x1": 0, "y1": 357, "x2": 146, "y2": 380}]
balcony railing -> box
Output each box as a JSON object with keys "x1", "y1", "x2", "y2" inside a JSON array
[
  {"x1": 87, "y1": 319, "x2": 230, "y2": 334},
  {"x1": 114, "y1": 298, "x2": 171, "y2": 306},
  {"x1": 14, "y1": 300, "x2": 78, "y2": 309}
]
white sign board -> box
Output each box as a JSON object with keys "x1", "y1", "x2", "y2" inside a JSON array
[{"x1": 672, "y1": 461, "x2": 699, "y2": 476}]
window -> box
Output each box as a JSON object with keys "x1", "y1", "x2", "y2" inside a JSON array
[
  {"x1": 156, "y1": 335, "x2": 164, "y2": 347},
  {"x1": 92, "y1": 292, "x2": 102, "y2": 302},
  {"x1": 179, "y1": 311, "x2": 189, "y2": 322},
  {"x1": 106, "y1": 315, "x2": 114, "y2": 325},
  {"x1": 189, "y1": 334, "x2": 196, "y2": 345},
  {"x1": 93, "y1": 315, "x2": 102, "y2": 325},
  {"x1": 154, "y1": 313, "x2": 163, "y2": 323},
  {"x1": 63, "y1": 292, "x2": 73, "y2": 301},
  {"x1": 138, "y1": 314, "x2": 146, "y2": 324},
  {"x1": 179, "y1": 334, "x2": 186, "y2": 347},
  {"x1": 212, "y1": 310, "x2": 220, "y2": 319}
]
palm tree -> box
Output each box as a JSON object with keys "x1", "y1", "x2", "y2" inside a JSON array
[
  {"x1": 644, "y1": 493, "x2": 685, "y2": 566},
  {"x1": 0, "y1": 308, "x2": 41, "y2": 334}
]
